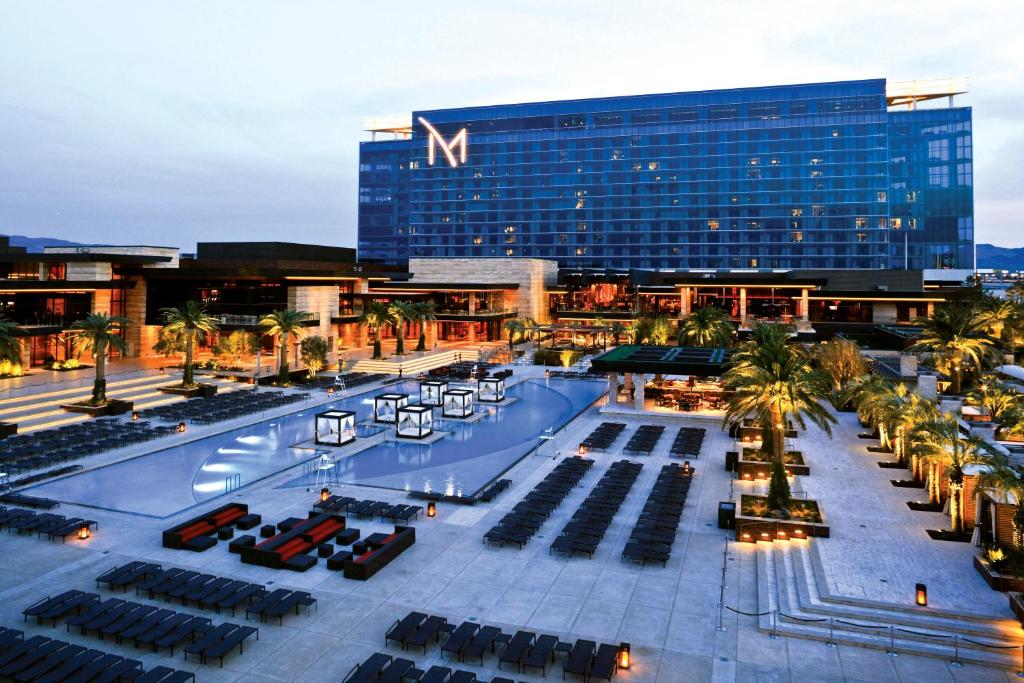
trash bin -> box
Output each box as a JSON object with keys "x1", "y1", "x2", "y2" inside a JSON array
[
  {"x1": 725, "y1": 451, "x2": 739, "y2": 472},
  {"x1": 718, "y1": 501, "x2": 736, "y2": 530}
]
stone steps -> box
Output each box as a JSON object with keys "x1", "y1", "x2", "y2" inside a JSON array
[
  {"x1": 350, "y1": 349, "x2": 481, "y2": 375},
  {"x1": 756, "y1": 540, "x2": 1023, "y2": 669}
]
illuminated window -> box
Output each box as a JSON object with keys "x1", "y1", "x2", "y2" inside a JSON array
[
  {"x1": 747, "y1": 221, "x2": 760, "y2": 230},
  {"x1": 707, "y1": 220, "x2": 719, "y2": 231},
  {"x1": 631, "y1": 163, "x2": 643, "y2": 171},
  {"x1": 472, "y1": 193, "x2": 481, "y2": 200},
  {"x1": 559, "y1": 234, "x2": 568, "y2": 245},
  {"x1": 770, "y1": 158, "x2": 781, "y2": 165},
  {"x1": 855, "y1": 217, "x2": 867, "y2": 229},
  {"x1": 505, "y1": 236, "x2": 516, "y2": 244},
  {"x1": 791, "y1": 208, "x2": 803, "y2": 217},
  {"x1": 908, "y1": 218, "x2": 917, "y2": 229},
  {"x1": 441, "y1": 216, "x2": 451, "y2": 223},
  {"x1": 648, "y1": 161, "x2": 660, "y2": 171},
  {"x1": 505, "y1": 248, "x2": 515, "y2": 256},
  {"x1": 856, "y1": 233, "x2": 867, "y2": 242},
  {"x1": 877, "y1": 191, "x2": 887, "y2": 202},
  {"x1": 791, "y1": 231, "x2": 803, "y2": 243},
  {"x1": 749, "y1": 258, "x2": 758, "y2": 267},
  {"x1": 812, "y1": 205, "x2": 825, "y2": 217},
  {"x1": 811, "y1": 170, "x2": 823, "y2": 178},
  {"x1": 472, "y1": 236, "x2": 482, "y2": 245},
  {"x1": 890, "y1": 218, "x2": 902, "y2": 230},
  {"x1": 575, "y1": 247, "x2": 587, "y2": 256},
  {"x1": 906, "y1": 191, "x2": 918, "y2": 202},
  {"x1": 671, "y1": 247, "x2": 680, "y2": 255},
  {"x1": 831, "y1": 129, "x2": 839, "y2": 137},
  {"x1": 748, "y1": 158, "x2": 759, "y2": 166},
  {"x1": 575, "y1": 199, "x2": 586, "y2": 209},
  {"x1": 504, "y1": 225, "x2": 515, "y2": 233},
  {"x1": 810, "y1": 157, "x2": 822, "y2": 165},
  {"x1": 611, "y1": 150, "x2": 623, "y2": 160},
  {"x1": 409, "y1": 161, "x2": 420, "y2": 169},
  {"x1": 577, "y1": 223, "x2": 588, "y2": 231}
]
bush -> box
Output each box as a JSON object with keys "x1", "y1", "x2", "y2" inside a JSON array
[
  {"x1": 533, "y1": 348, "x2": 582, "y2": 367},
  {"x1": 0, "y1": 359, "x2": 24, "y2": 376}
]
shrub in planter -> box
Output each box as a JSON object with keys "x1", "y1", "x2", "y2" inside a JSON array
[{"x1": 533, "y1": 348, "x2": 582, "y2": 367}]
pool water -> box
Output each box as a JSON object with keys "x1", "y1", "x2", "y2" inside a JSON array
[{"x1": 27, "y1": 377, "x2": 606, "y2": 517}]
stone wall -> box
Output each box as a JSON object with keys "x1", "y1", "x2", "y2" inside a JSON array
[
  {"x1": 287, "y1": 285, "x2": 340, "y2": 364},
  {"x1": 408, "y1": 258, "x2": 558, "y2": 323}
]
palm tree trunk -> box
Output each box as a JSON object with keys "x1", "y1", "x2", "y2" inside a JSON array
[
  {"x1": 278, "y1": 332, "x2": 290, "y2": 384},
  {"x1": 771, "y1": 408, "x2": 786, "y2": 465},
  {"x1": 396, "y1": 323, "x2": 405, "y2": 356},
  {"x1": 183, "y1": 328, "x2": 195, "y2": 387},
  {"x1": 928, "y1": 462, "x2": 941, "y2": 504},
  {"x1": 1015, "y1": 506, "x2": 1024, "y2": 549},
  {"x1": 372, "y1": 325, "x2": 382, "y2": 359},
  {"x1": 93, "y1": 339, "x2": 107, "y2": 404},
  {"x1": 949, "y1": 481, "x2": 963, "y2": 534}
]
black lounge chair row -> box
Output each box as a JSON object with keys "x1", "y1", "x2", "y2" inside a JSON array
[
  {"x1": 377, "y1": 611, "x2": 623, "y2": 681},
  {"x1": 484, "y1": 456, "x2": 593, "y2": 549},
  {"x1": 0, "y1": 506, "x2": 97, "y2": 542},
  {"x1": 545, "y1": 369, "x2": 604, "y2": 379},
  {"x1": 315, "y1": 495, "x2": 424, "y2": 522},
  {"x1": 0, "y1": 492, "x2": 59, "y2": 509},
  {"x1": 0, "y1": 418, "x2": 178, "y2": 473},
  {"x1": 622, "y1": 424, "x2": 665, "y2": 455},
  {"x1": 0, "y1": 625, "x2": 196, "y2": 683},
  {"x1": 670, "y1": 426, "x2": 705, "y2": 458},
  {"x1": 580, "y1": 422, "x2": 626, "y2": 452},
  {"x1": 477, "y1": 478, "x2": 511, "y2": 502},
  {"x1": 306, "y1": 371, "x2": 387, "y2": 390},
  {"x1": 428, "y1": 360, "x2": 499, "y2": 381},
  {"x1": 140, "y1": 389, "x2": 307, "y2": 425},
  {"x1": 21, "y1": 591, "x2": 258, "y2": 665},
  {"x1": 409, "y1": 478, "x2": 512, "y2": 506},
  {"x1": 622, "y1": 463, "x2": 692, "y2": 566},
  {"x1": 3, "y1": 464, "x2": 82, "y2": 489},
  {"x1": 551, "y1": 459, "x2": 643, "y2": 559},
  {"x1": 94, "y1": 561, "x2": 298, "y2": 619}
]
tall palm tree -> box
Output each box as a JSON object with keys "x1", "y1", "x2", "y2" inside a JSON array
[
  {"x1": 388, "y1": 300, "x2": 418, "y2": 356},
  {"x1": 357, "y1": 301, "x2": 395, "y2": 360},
  {"x1": 841, "y1": 373, "x2": 896, "y2": 440},
  {"x1": 504, "y1": 319, "x2": 525, "y2": 351},
  {"x1": 978, "y1": 455, "x2": 1024, "y2": 549},
  {"x1": 631, "y1": 318, "x2": 654, "y2": 344},
  {"x1": 160, "y1": 301, "x2": 219, "y2": 388},
  {"x1": 0, "y1": 316, "x2": 23, "y2": 366},
  {"x1": 909, "y1": 412, "x2": 994, "y2": 532},
  {"x1": 678, "y1": 306, "x2": 735, "y2": 348},
  {"x1": 909, "y1": 304, "x2": 997, "y2": 395},
  {"x1": 723, "y1": 322, "x2": 836, "y2": 513},
  {"x1": 259, "y1": 309, "x2": 310, "y2": 385},
  {"x1": 975, "y1": 295, "x2": 1019, "y2": 342},
  {"x1": 68, "y1": 313, "x2": 129, "y2": 405},
  {"x1": 413, "y1": 301, "x2": 437, "y2": 352},
  {"x1": 814, "y1": 337, "x2": 867, "y2": 395}
]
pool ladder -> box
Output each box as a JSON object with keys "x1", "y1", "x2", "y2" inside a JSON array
[{"x1": 224, "y1": 473, "x2": 241, "y2": 494}]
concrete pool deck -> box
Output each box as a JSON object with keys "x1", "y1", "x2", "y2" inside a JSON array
[{"x1": 0, "y1": 363, "x2": 1021, "y2": 681}]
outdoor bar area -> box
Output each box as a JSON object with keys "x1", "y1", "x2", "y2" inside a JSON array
[
  {"x1": 314, "y1": 410, "x2": 356, "y2": 446},
  {"x1": 590, "y1": 345, "x2": 732, "y2": 415},
  {"x1": 374, "y1": 393, "x2": 409, "y2": 424},
  {"x1": 397, "y1": 405, "x2": 433, "y2": 439},
  {"x1": 420, "y1": 380, "x2": 448, "y2": 406},
  {"x1": 442, "y1": 388, "x2": 474, "y2": 418}
]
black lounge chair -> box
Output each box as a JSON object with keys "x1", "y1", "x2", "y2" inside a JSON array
[
  {"x1": 498, "y1": 630, "x2": 535, "y2": 672},
  {"x1": 377, "y1": 657, "x2": 415, "y2": 683},
  {"x1": 385, "y1": 612, "x2": 427, "y2": 648},
  {"x1": 523, "y1": 634, "x2": 559, "y2": 675},
  {"x1": 35, "y1": 649, "x2": 104, "y2": 683},
  {"x1": 562, "y1": 639, "x2": 595, "y2": 680},
  {"x1": 15, "y1": 642, "x2": 87, "y2": 682},
  {"x1": 404, "y1": 615, "x2": 447, "y2": 653},
  {"x1": 440, "y1": 621, "x2": 479, "y2": 660},
  {"x1": 420, "y1": 665, "x2": 453, "y2": 683},
  {"x1": 589, "y1": 643, "x2": 619, "y2": 681},
  {"x1": 343, "y1": 652, "x2": 393, "y2": 683},
  {"x1": 462, "y1": 625, "x2": 501, "y2": 665}
]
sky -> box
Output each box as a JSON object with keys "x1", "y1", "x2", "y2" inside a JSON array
[{"x1": 1, "y1": 1, "x2": 1022, "y2": 250}]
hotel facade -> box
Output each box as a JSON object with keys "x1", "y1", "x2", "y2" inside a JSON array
[{"x1": 358, "y1": 78, "x2": 973, "y2": 271}]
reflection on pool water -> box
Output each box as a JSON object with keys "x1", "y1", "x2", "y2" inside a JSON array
[{"x1": 27, "y1": 377, "x2": 606, "y2": 518}]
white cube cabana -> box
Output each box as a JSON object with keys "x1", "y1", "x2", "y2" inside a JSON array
[
  {"x1": 477, "y1": 377, "x2": 505, "y2": 403},
  {"x1": 420, "y1": 380, "x2": 448, "y2": 407},
  {"x1": 397, "y1": 405, "x2": 433, "y2": 439},
  {"x1": 442, "y1": 388, "x2": 475, "y2": 418},
  {"x1": 315, "y1": 410, "x2": 356, "y2": 446},
  {"x1": 374, "y1": 393, "x2": 409, "y2": 424}
]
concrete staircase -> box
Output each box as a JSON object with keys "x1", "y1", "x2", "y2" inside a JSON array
[
  {"x1": 0, "y1": 374, "x2": 244, "y2": 432},
  {"x1": 349, "y1": 348, "x2": 481, "y2": 376},
  {"x1": 756, "y1": 539, "x2": 1024, "y2": 669}
]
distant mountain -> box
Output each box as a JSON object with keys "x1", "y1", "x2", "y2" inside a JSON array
[
  {"x1": 977, "y1": 244, "x2": 1024, "y2": 271},
  {"x1": 2, "y1": 234, "x2": 83, "y2": 252}
]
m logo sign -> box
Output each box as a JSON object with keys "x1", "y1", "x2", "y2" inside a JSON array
[{"x1": 418, "y1": 116, "x2": 467, "y2": 168}]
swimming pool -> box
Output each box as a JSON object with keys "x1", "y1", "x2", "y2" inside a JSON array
[{"x1": 27, "y1": 377, "x2": 606, "y2": 517}]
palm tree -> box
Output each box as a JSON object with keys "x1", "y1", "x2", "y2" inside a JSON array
[
  {"x1": 966, "y1": 377, "x2": 1020, "y2": 425},
  {"x1": 631, "y1": 318, "x2": 654, "y2": 344},
  {"x1": 160, "y1": 301, "x2": 219, "y2": 388},
  {"x1": 841, "y1": 374, "x2": 896, "y2": 440},
  {"x1": 909, "y1": 304, "x2": 997, "y2": 395},
  {"x1": 504, "y1": 319, "x2": 525, "y2": 351},
  {"x1": 909, "y1": 412, "x2": 994, "y2": 532},
  {"x1": 976, "y1": 295, "x2": 1019, "y2": 342},
  {"x1": 978, "y1": 455, "x2": 1024, "y2": 549},
  {"x1": 814, "y1": 337, "x2": 868, "y2": 395},
  {"x1": 0, "y1": 316, "x2": 23, "y2": 366},
  {"x1": 647, "y1": 316, "x2": 673, "y2": 345},
  {"x1": 610, "y1": 322, "x2": 626, "y2": 346},
  {"x1": 388, "y1": 300, "x2": 419, "y2": 356},
  {"x1": 357, "y1": 301, "x2": 395, "y2": 360},
  {"x1": 723, "y1": 323, "x2": 836, "y2": 513},
  {"x1": 678, "y1": 306, "x2": 735, "y2": 348},
  {"x1": 68, "y1": 313, "x2": 129, "y2": 405},
  {"x1": 413, "y1": 301, "x2": 437, "y2": 352},
  {"x1": 259, "y1": 309, "x2": 310, "y2": 385}
]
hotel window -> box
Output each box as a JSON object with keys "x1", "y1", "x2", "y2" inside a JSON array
[
  {"x1": 47, "y1": 263, "x2": 66, "y2": 280},
  {"x1": 810, "y1": 157, "x2": 822, "y2": 165},
  {"x1": 472, "y1": 236, "x2": 482, "y2": 245},
  {"x1": 576, "y1": 223, "x2": 588, "y2": 231},
  {"x1": 505, "y1": 248, "x2": 515, "y2": 256},
  {"x1": 791, "y1": 208, "x2": 803, "y2": 217},
  {"x1": 559, "y1": 234, "x2": 568, "y2": 245},
  {"x1": 907, "y1": 218, "x2": 917, "y2": 229},
  {"x1": 812, "y1": 205, "x2": 825, "y2": 217},
  {"x1": 791, "y1": 231, "x2": 803, "y2": 243},
  {"x1": 610, "y1": 150, "x2": 624, "y2": 160},
  {"x1": 505, "y1": 236, "x2": 516, "y2": 244},
  {"x1": 747, "y1": 221, "x2": 760, "y2": 230},
  {"x1": 855, "y1": 217, "x2": 867, "y2": 229},
  {"x1": 707, "y1": 220, "x2": 719, "y2": 231},
  {"x1": 770, "y1": 158, "x2": 781, "y2": 165},
  {"x1": 811, "y1": 170, "x2": 823, "y2": 178},
  {"x1": 575, "y1": 247, "x2": 587, "y2": 256},
  {"x1": 409, "y1": 161, "x2": 419, "y2": 169},
  {"x1": 890, "y1": 218, "x2": 902, "y2": 230},
  {"x1": 856, "y1": 233, "x2": 867, "y2": 242},
  {"x1": 831, "y1": 129, "x2": 839, "y2": 137},
  {"x1": 877, "y1": 191, "x2": 887, "y2": 202},
  {"x1": 749, "y1": 258, "x2": 758, "y2": 267},
  {"x1": 906, "y1": 191, "x2": 917, "y2": 203},
  {"x1": 504, "y1": 225, "x2": 515, "y2": 233},
  {"x1": 631, "y1": 163, "x2": 643, "y2": 171},
  {"x1": 748, "y1": 158, "x2": 759, "y2": 166},
  {"x1": 575, "y1": 199, "x2": 586, "y2": 209},
  {"x1": 648, "y1": 161, "x2": 659, "y2": 171}
]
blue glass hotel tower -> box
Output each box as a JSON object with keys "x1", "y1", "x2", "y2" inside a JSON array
[{"x1": 358, "y1": 79, "x2": 972, "y2": 270}]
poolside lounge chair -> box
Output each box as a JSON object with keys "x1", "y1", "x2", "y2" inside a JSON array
[
  {"x1": 589, "y1": 643, "x2": 620, "y2": 681},
  {"x1": 523, "y1": 633, "x2": 560, "y2": 675},
  {"x1": 440, "y1": 621, "x2": 479, "y2": 660},
  {"x1": 342, "y1": 652, "x2": 393, "y2": 683},
  {"x1": 385, "y1": 612, "x2": 427, "y2": 648},
  {"x1": 377, "y1": 657, "x2": 415, "y2": 683},
  {"x1": 404, "y1": 615, "x2": 447, "y2": 653},
  {"x1": 461, "y1": 625, "x2": 501, "y2": 665},
  {"x1": 498, "y1": 630, "x2": 535, "y2": 672},
  {"x1": 562, "y1": 639, "x2": 596, "y2": 680}
]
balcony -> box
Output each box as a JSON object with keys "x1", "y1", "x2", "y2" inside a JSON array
[
  {"x1": 215, "y1": 311, "x2": 319, "y2": 327},
  {"x1": 435, "y1": 307, "x2": 518, "y2": 319}
]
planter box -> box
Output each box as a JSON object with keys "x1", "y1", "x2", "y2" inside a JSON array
[
  {"x1": 0, "y1": 422, "x2": 16, "y2": 438},
  {"x1": 737, "y1": 450, "x2": 810, "y2": 479},
  {"x1": 158, "y1": 383, "x2": 219, "y2": 398},
  {"x1": 734, "y1": 495, "x2": 829, "y2": 542},
  {"x1": 973, "y1": 554, "x2": 1024, "y2": 592},
  {"x1": 1010, "y1": 593, "x2": 1024, "y2": 626},
  {"x1": 62, "y1": 399, "x2": 134, "y2": 417}
]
